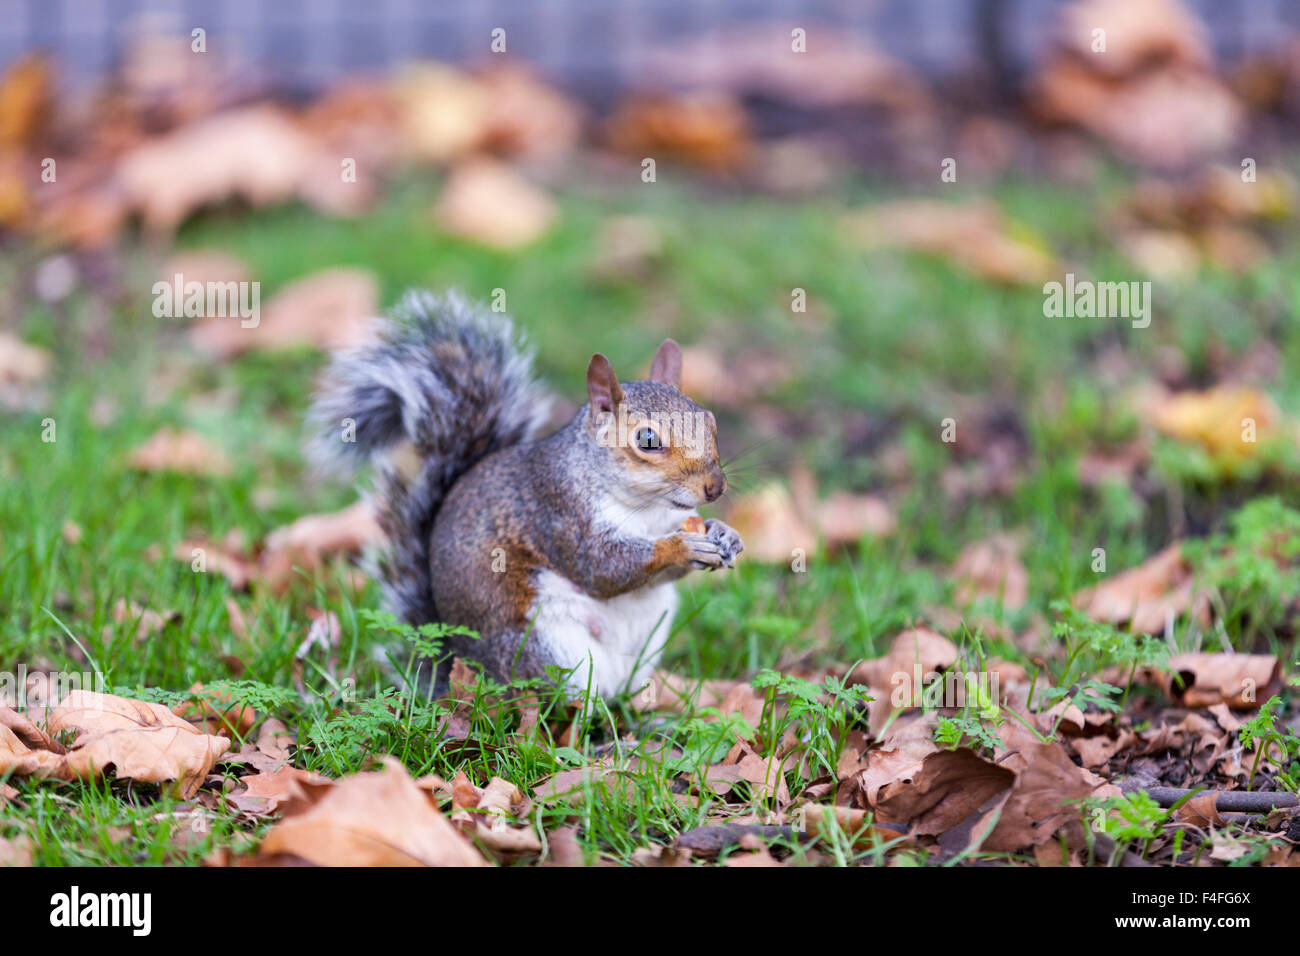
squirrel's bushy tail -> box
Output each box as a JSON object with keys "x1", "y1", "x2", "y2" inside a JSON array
[{"x1": 312, "y1": 291, "x2": 550, "y2": 625}]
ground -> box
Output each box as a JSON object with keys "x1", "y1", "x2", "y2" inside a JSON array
[{"x1": 2, "y1": 163, "x2": 1300, "y2": 866}]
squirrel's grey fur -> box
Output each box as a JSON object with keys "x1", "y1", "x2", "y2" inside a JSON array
[{"x1": 312, "y1": 291, "x2": 550, "y2": 629}]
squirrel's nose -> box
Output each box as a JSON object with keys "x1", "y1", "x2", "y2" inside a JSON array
[{"x1": 703, "y1": 471, "x2": 726, "y2": 502}]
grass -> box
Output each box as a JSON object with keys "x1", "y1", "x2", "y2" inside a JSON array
[{"x1": 3, "y1": 159, "x2": 1300, "y2": 865}]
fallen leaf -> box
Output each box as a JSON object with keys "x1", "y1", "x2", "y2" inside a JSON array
[
  {"x1": 116, "y1": 105, "x2": 369, "y2": 236},
  {"x1": 433, "y1": 158, "x2": 556, "y2": 250},
  {"x1": 49, "y1": 690, "x2": 232, "y2": 799},
  {"x1": 849, "y1": 628, "x2": 960, "y2": 732},
  {"x1": 1150, "y1": 385, "x2": 1280, "y2": 463},
  {"x1": 1159, "y1": 653, "x2": 1281, "y2": 709},
  {"x1": 229, "y1": 765, "x2": 330, "y2": 816},
  {"x1": 951, "y1": 533, "x2": 1028, "y2": 610},
  {"x1": 259, "y1": 757, "x2": 486, "y2": 866},
  {"x1": 606, "y1": 92, "x2": 751, "y2": 170},
  {"x1": 1072, "y1": 543, "x2": 1210, "y2": 634},
  {"x1": 840, "y1": 200, "x2": 1055, "y2": 286},
  {"x1": 983, "y1": 718, "x2": 1122, "y2": 851},
  {"x1": 127, "y1": 427, "x2": 232, "y2": 477},
  {"x1": 0, "y1": 834, "x2": 33, "y2": 867},
  {"x1": 191, "y1": 268, "x2": 378, "y2": 358}
]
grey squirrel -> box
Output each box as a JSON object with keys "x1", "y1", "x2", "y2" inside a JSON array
[{"x1": 312, "y1": 291, "x2": 744, "y2": 697}]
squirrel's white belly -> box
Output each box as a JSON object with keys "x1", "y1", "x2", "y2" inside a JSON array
[{"x1": 530, "y1": 569, "x2": 678, "y2": 697}]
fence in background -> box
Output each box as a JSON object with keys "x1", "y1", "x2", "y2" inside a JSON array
[{"x1": 2, "y1": 0, "x2": 1297, "y2": 97}]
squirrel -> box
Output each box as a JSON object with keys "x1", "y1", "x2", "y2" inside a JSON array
[{"x1": 312, "y1": 291, "x2": 744, "y2": 698}]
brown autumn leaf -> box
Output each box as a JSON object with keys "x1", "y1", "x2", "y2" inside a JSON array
[
  {"x1": 0, "y1": 721, "x2": 68, "y2": 779},
  {"x1": 0, "y1": 705, "x2": 65, "y2": 754},
  {"x1": 817, "y1": 491, "x2": 896, "y2": 549},
  {"x1": 839, "y1": 200, "x2": 1055, "y2": 286},
  {"x1": 49, "y1": 690, "x2": 232, "y2": 799},
  {"x1": 675, "y1": 344, "x2": 794, "y2": 409},
  {"x1": 0, "y1": 54, "x2": 52, "y2": 148},
  {"x1": 873, "y1": 747, "x2": 1016, "y2": 837},
  {"x1": 849, "y1": 627, "x2": 960, "y2": 733},
  {"x1": 229, "y1": 765, "x2": 331, "y2": 817},
  {"x1": 258, "y1": 756, "x2": 486, "y2": 866},
  {"x1": 1072, "y1": 542, "x2": 1210, "y2": 634},
  {"x1": 433, "y1": 158, "x2": 556, "y2": 250},
  {"x1": 951, "y1": 533, "x2": 1028, "y2": 610},
  {"x1": 116, "y1": 105, "x2": 370, "y2": 236},
  {"x1": 0, "y1": 834, "x2": 33, "y2": 867},
  {"x1": 191, "y1": 267, "x2": 378, "y2": 358},
  {"x1": 391, "y1": 63, "x2": 493, "y2": 163},
  {"x1": 1158, "y1": 653, "x2": 1281, "y2": 710},
  {"x1": 606, "y1": 92, "x2": 752, "y2": 171},
  {"x1": 800, "y1": 805, "x2": 910, "y2": 851},
  {"x1": 722, "y1": 483, "x2": 818, "y2": 563},
  {"x1": 173, "y1": 538, "x2": 254, "y2": 590},
  {"x1": 262, "y1": 501, "x2": 382, "y2": 569},
  {"x1": 633, "y1": 670, "x2": 741, "y2": 714},
  {"x1": 477, "y1": 63, "x2": 584, "y2": 162},
  {"x1": 449, "y1": 772, "x2": 542, "y2": 855},
  {"x1": 127, "y1": 427, "x2": 232, "y2": 477},
  {"x1": 107, "y1": 598, "x2": 174, "y2": 643},
  {"x1": 637, "y1": 23, "x2": 930, "y2": 113},
  {"x1": 1149, "y1": 385, "x2": 1281, "y2": 463},
  {"x1": 854, "y1": 711, "x2": 943, "y2": 807},
  {"x1": 982, "y1": 718, "x2": 1122, "y2": 851},
  {"x1": 0, "y1": 332, "x2": 52, "y2": 389},
  {"x1": 1058, "y1": 0, "x2": 1211, "y2": 76}
]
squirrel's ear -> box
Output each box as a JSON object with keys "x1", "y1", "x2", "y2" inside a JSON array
[
  {"x1": 586, "y1": 353, "x2": 624, "y2": 421},
  {"x1": 648, "y1": 338, "x2": 682, "y2": 389}
]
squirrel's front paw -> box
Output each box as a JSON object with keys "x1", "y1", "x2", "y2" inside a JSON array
[
  {"x1": 673, "y1": 531, "x2": 726, "y2": 571},
  {"x1": 704, "y1": 519, "x2": 744, "y2": 568}
]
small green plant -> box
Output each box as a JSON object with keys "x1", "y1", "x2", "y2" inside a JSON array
[
  {"x1": 751, "y1": 669, "x2": 873, "y2": 780},
  {"x1": 1238, "y1": 695, "x2": 1300, "y2": 792},
  {"x1": 1084, "y1": 790, "x2": 1171, "y2": 863}
]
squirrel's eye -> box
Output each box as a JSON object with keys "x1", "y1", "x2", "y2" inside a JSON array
[{"x1": 635, "y1": 426, "x2": 662, "y2": 450}]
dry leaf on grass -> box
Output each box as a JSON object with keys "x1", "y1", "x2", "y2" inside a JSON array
[
  {"x1": 258, "y1": 757, "x2": 486, "y2": 866},
  {"x1": 262, "y1": 501, "x2": 382, "y2": 568},
  {"x1": 1149, "y1": 385, "x2": 1281, "y2": 464},
  {"x1": 21, "y1": 690, "x2": 233, "y2": 799},
  {"x1": 1072, "y1": 542, "x2": 1210, "y2": 634},
  {"x1": 449, "y1": 771, "x2": 542, "y2": 854},
  {"x1": 849, "y1": 628, "x2": 960, "y2": 732},
  {"x1": 873, "y1": 747, "x2": 1016, "y2": 837},
  {"x1": 724, "y1": 467, "x2": 895, "y2": 563},
  {"x1": 982, "y1": 719, "x2": 1122, "y2": 851},
  {"x1": 0, "y1": 332, "x2": 52, "y2": 387},
  {"x1": 1157, "y1": 653, "x2": 1281, "y2": 709},
  {"x1": 127, "y1": 427, "x2": 232, "y2": 477},
  {"x1": 433, "y1": 158, "x2": 556, "y2": 250},
  {"x1": 116, "y1": 105, "x2": 370, "y2": 236},
  {"x1": 0, "y1": 834, "x2": 33, "y2": 867},
  {"x1": 229, "y1": 765, "x2": 330, "y2": 817},
  {"x1": 951, "y1": 533, "x2": 1028, "y2": 610},
  {"x1": 799, "y1": 806, "x2": 909, "y2": 851},
  {"x1": 840, "y1": 200, "x2": 1055, "y2": 286},
  {"x1": 191, "y1": 268, "x2": 378, "y2": 358},
  {"x1": 173, "y1": 502, "x2": 379, "y2": 593},
  {"x1": 605, "y1": 93, "x2": 752, "y2": 171}
]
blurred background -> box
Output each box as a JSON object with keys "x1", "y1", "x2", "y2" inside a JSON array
[{"x1": 3, "y1": 0, "x2": 1300, "y2": 680}]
